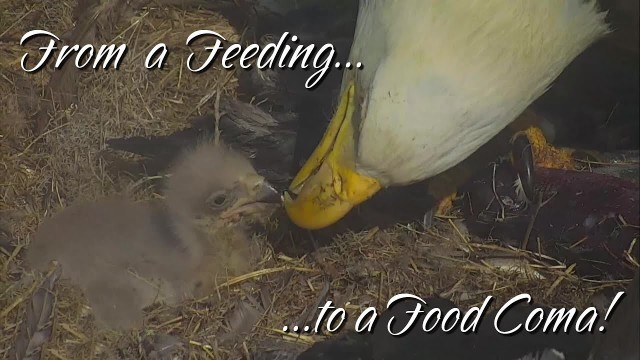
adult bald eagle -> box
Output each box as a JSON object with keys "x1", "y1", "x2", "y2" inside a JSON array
[{"x1": 283, "y1": 0, "x2": 610, "y2": 230}]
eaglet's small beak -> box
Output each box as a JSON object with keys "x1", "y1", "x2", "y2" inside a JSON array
[
  {"x1": 282, "y1": 81, "x2": 381, "y2": 230},
  {"x1": 253, "y1": 179, "x2": 281, "y2": 204},
  {"x1": 220, "y1": 176, "x2": 281, "y2": 219}
]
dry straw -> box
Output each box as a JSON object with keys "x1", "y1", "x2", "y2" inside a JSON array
[{"x1": 0, "y1": 0, "x2": 633, "y2": 358}]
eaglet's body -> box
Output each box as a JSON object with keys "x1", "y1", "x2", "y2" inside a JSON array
[
  {"x1": 26, "y1": 199, "x2": 201, "y2": 329},
  {"x1": 26, "y1": 143, "x2": 275, "y2": 329}
]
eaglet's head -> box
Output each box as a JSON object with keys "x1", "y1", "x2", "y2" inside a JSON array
[{"x1": 163, "y1": 141, "x2": 281, "y2": 222}]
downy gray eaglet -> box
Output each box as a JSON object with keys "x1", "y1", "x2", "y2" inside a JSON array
[{"x1": 26, "y1": 141, "x2": 280, "y2": 330}]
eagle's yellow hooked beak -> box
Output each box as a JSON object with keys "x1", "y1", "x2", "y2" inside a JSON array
[{"x1": 282, "y1": 81, "x2": 381, "y2": 230}]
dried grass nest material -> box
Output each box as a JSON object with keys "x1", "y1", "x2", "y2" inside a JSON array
[{"x1": 0, "y1": 0, "x2": 631, "y2": 358}]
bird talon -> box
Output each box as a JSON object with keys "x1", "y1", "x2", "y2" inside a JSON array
[
  {"x1": 520, "y1": 126, "x2": 575, "y2": 169},
  {"x1": 435, "y1": 192, "x2": 457, "y2": 216},
  {"x1": 422, "y1": 209, "x2": 434, "y2": 230},
  {"x1": 510, "y1": 131, "x2": 536, "y2": 203}
]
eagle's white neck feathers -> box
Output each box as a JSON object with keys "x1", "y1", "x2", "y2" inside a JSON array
[{"x1": 349, "y1": 0, "x2": 609, "y2": 186}]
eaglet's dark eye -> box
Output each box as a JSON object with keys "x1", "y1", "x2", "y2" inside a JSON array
[{"x1": 212, "y1": 194, "x2": 227, "y2": 206}]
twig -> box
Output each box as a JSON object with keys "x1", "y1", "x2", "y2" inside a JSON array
[
  {"x1": 544, "y1": 263, "x2": 576, "y2": 299},
  {"x1": 521, "y1": 191, "x2": 542, "y2": 250},
  {"x1": 214, "y1": 89, "x2": 221, "y2": 145},
  {"x1": 491, "y1": 162, "x2": 506, "y2": 221}
]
